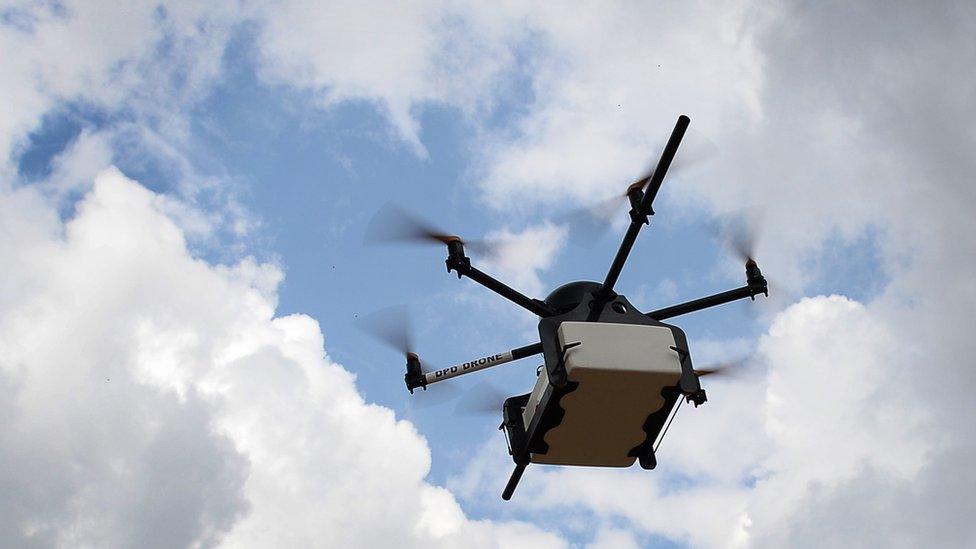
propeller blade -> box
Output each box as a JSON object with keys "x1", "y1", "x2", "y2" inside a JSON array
[
  {"x1": 540, "y1": 126, "x2": 720, "y2": 248},
  {"x1": 355, "y1": 305, "x2": 414, "y2": 357},
  {"x1": 705, "y1": 207, "x2": 766, "y2": 263},
  {"x1": 555, "y1": 194, "x2": 629, "y2": 246},
  {"x1": 557, "y1": 164, "x2": 656, "y2": 246},
  {"x1": 668, "y1": 125, "x2": 720, "y2": 177},
  {"x1": 694, "y1": 358, "x2": 749, "y2": 378},
  {"x1": 454, "y1": 381, "x2": 509, "y2": 416},
  {"x1": 364, "y1": 203, "x2": 506, "y2": 256},
  {"x1": 558, "y1": 133, "x2": 716, "y2": 245},
  {"x1": 457, "y1": 236, "x2": 509, "y2": 258},
  {"x1": 630, "y1": 126, "x2": 718, "y2": 194},
  {"x1": 703, "y1": 209, "x2": 806, "y2": 303},
  {"x1": 625, "y1": 156, "x2": 659, "y2": 196},
  {"x1": 364, "y1": 203, "x2": 460, "y2": 246}
]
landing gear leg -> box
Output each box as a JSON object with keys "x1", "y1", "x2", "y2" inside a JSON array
[
  {"x1": 638, "y1": 448, "x2": 657, "y2": 470},
  {"x1": 502, "y1": 463, "x2": 528, "y2": 500}
]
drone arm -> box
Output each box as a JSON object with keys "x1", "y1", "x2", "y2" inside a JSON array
[
  {"x1": 415, "y1": 342, "x2": 544, "y2": 389},
  {"x1": 646, "y1": 265, "x2": 768, "y2": 320},
  {"x1": 464, "y1": 266, "x2": 554, "y2": 317},
  {"x1": 445, "y1": 241, "x2": 554, "y2": 317},
  {"x1": 597, "y1": 115, "x2": 690, "y2": 303}
]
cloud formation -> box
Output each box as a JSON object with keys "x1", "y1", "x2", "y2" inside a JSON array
[
  {"x1": 2, "y1": 0, "x2": 975, "y2": 547},
  {"x1": 250, "y1": 1, "x2": 530, "y2": 156},
  {"x1": 0, "y1": 168, "x2": 567, "y2": 547}
]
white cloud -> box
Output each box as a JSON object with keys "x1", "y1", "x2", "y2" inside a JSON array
[
  {"x1": 474, "y1": 1, "x2": 763, "y2": 209},
  {"x1": 0, "y1": 168, "x2": 567, "y2": 547},
  {"x1": 0, "y1": 169, "x2": 252, "y2": 547},
  {"x1": 39, "y1": 128, "x2": 114, "y2": 196},
  {"x1": 745, "y1": 296, "x2": 932, "y2": 546},
  {"x1": 480, "y1": 222, "x2": 568, "y2": 297},
  {"x1": 0, "y1": 1, "x2": 258, "y2": 258},
  {"x1": 250, "y1": 0, "x2": 530, "y2": 156},
  {"x1": 0, "y1": 2, "x2": 238, "y2": 174},
  {"x1": 586, "y1": 527, "x2": 641, "y2": 549}
]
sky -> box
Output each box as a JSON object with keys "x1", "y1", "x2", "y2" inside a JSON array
[{"x1": 0, "y1": 1, "x2": 974, "y2": 548}]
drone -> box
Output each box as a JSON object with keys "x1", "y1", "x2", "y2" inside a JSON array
[{"x1": 364, "y1": 115, "x2": 768, "y2": 500}]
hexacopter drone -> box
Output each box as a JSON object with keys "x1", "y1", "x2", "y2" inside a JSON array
[{"x1": 365, "y1": 115, "x2": 768, "y2": 500}]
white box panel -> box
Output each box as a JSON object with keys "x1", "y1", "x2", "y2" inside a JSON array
[{"x1": 529, "y1": 322, "x2": 683, "y2": 467}]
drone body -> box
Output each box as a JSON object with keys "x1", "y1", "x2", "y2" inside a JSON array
[
  {"x1": 490, "y1": 282, "x2": 700, "y2": 498},
  {"x1": 368, "y1": 115, "x2": 768, "y2": 500}
]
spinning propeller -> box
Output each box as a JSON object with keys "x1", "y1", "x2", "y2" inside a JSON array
[
  {"x1": 356, "y1": 305, "x2": 461, "y2": 402},
  {"x1": 706, "y1": 207, "x2": 765, "y2": 265},
  {"x1": 560, "y1": 128, "x2": 719, "y2": 245},
  {"x1": 693, "y1": 358, "x2": 750, "y2": 378},
  {"x1": 704, "y1": 208, "x2": 805, "y2": 304},
  {"x1": 356, "y1": 305, "x2": 417, "y2": 361},
  {"x1": 364, "y1": 203, "x2": 504, "y2": 257},
  {"x1": 357, "y1": 305, "x2": 524, "y2": 411},
  {"x1": 454, "y1": 381, "x2": 511, "y2": 416}
]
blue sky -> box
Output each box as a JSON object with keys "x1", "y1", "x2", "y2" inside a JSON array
[{"x1": 2, "y1": 2, "x2": 974, "y2": 548}]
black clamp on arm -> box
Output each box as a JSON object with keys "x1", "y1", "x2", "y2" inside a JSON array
[
  {"x1": 627, "y1": 183, "x2": 652, "y2": 225},
  {"x1": 559, "y1": 340, "x2": 582, "y2": 376},
  {"x1": 404, "y1": 353, "x2": 426, "y2": 394},
  {"x1": 547, "y1": 338, "x2": 581, "y2": 388},
  {"x1": 445, "y1": 239, "x2": 470, "y2": 278},
  {"x1": 745, "y1": 259, "x2": 768, "y2": 299},
  {"x1": 670, "y1": 345, "x2": 707, "y2": 407}
]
